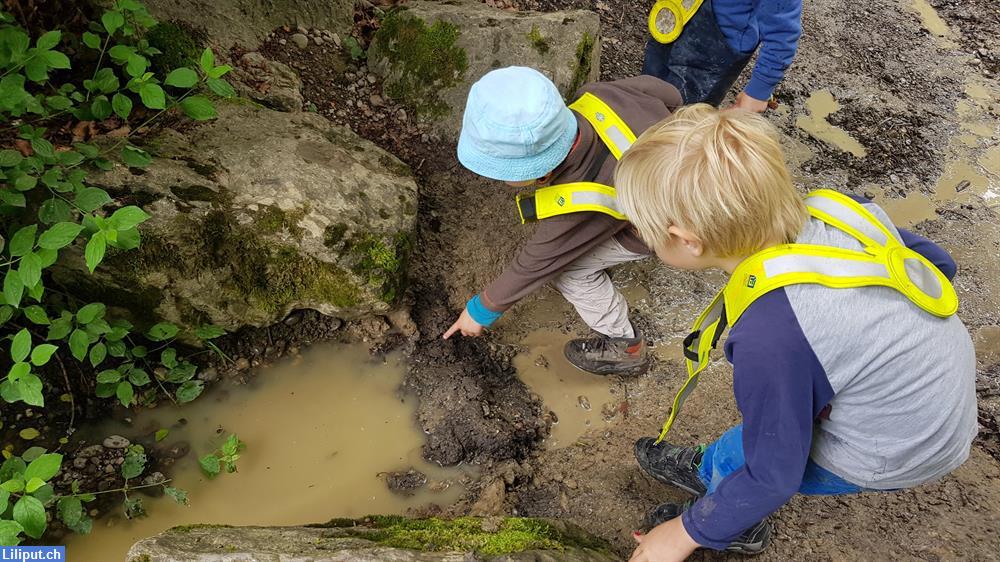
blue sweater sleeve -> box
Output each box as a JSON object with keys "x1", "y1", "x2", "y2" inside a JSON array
[
  {"x1": 681, "y1": 289, "x2": 834, "y2": 549},
  {"x1": 744, "y1": 0, "x2": 803, "y2": 101}
]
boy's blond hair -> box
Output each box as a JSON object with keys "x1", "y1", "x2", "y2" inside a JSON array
[{"x1": 615, "y1": 104, "x2": 808, "y2": 257}]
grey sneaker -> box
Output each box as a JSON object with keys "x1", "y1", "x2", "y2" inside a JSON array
[
  {"x1": 634, "y1": 437, "x2": 707, "y2": 495},
  {"x1": 644, "y1": 500, "x2": 772, "y2": 555},
  {"x1": 563, "y1": 333, "x2": 649, "y2": 376}
]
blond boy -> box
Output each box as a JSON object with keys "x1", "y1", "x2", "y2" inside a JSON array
[{"x1": 616, "y1": 105, "x2": 976, "y2": 560}]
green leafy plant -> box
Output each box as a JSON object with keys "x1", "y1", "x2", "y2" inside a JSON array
[
  {"x1": 198, "y1": 434, "x2": 243, "y2": 478},
  {"x1": 343, "y1": 36, "x2": 366, "y2": 61},
  {"x1": 0, "y1": 0, "x2": 237, "y2": 545}
]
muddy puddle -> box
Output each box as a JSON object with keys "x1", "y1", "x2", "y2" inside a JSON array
[
  {"x1": 66, "y1": 345, "x2": 468, "y2": 562},
  {"x1": 512, "y1": 330, "x2": 617, "y2": 449},
  {"x1": 795, "y1": 89, "x2": 867, "y2": 158}
]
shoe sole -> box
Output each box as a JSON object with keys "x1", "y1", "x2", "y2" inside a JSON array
[
  {"x1": 633, "y1": 439, "x2": 707, "y2": 496},
  {"x1": 562, "y1": 347, "x2": 651, "y2": 377}
]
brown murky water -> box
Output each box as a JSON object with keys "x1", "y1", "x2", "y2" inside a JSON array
[
  {"x1": 795, "y1": 89, "x2": 868, "y2": 158},
  {"x1": 909, "y1": 0, "x2": 952, "y2": 38},
  {"x1": 512, "y1": 329, "x2": 616, "y2": 449},
  {"x1": 65, "y1": 345, "x2": 468, "y2": 562}
]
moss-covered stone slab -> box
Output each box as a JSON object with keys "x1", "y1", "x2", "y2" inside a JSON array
[
  {"x1": 139, "y1": 0, "x2": 353, "y2": 50},
  {"x1": 54, "y1": 103, "x2": 418, "y2": 333},
  {"x1": 127, "y1": 517, "x2": 617, "y2": 561},
  {"x1": 368, "y1": 0, "x2": 601, "y2": 139}
]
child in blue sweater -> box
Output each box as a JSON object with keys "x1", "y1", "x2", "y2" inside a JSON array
[
  {"x1": 644, "y1": 0, "x2": 802, "y2": 111},
  {"x1": 614, "y1": 105, "x2": 977, "y2": 560}
]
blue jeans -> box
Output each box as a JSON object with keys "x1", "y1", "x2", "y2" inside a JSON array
[
  {"x1": 642, "y1": 0, "x2": 752, "y2": 105},
  {"x1": 699, "y1": 425, "x2": 864, "y2": 495}
]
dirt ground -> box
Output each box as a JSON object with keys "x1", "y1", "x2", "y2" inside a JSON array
[{"x1": 250, "y1": 0, "x2": 1000, "y2": 559}]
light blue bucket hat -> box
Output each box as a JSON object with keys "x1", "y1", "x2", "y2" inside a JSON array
[{"x1": 457, "y1": 66, "x2": 578, "y2": 182}]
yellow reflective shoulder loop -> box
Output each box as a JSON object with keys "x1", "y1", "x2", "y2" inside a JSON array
[
  {"x1": 528, "y1": 182, "x2": 627, "y2": 221},
  {"x1": 568, "y1": 92, "x2": 637, "y2": 160}
]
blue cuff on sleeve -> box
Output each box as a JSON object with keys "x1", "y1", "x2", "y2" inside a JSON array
[
  {"x1": 467, "y1": 294, "x2": 503, "y2": 327},
  {"x1": 744, "y1": 76, "x2": 777, "y2": 103}
]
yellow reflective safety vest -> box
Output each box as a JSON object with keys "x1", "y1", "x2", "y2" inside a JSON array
[
  {"x1": 648, "y1": 0, "x2": 706, "y2": 44},
  {"x1": 515, "y1": 92, "x2": 635, "y2": 224},
  {"x1": 655, "y1": 189, "x2": 959, "y2": 443}
]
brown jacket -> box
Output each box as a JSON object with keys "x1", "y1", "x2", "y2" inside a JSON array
[{"x1": 481, "y1": 75, "x2": 682, "y2": 311}]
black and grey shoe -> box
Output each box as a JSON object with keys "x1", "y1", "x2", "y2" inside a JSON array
[
  {"x1": 644, "y1": 500, "x2": 772, "y2": 555},
  {"x1": 634, "y1": 437, "x2": 707, "y2": 496},
  {"x1": 563, "y1": 333, "x2": 649, "y2": 376}
]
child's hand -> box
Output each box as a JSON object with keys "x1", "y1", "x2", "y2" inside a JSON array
[
  {"x1": 442, "y1": 307, "x2": 485, "y2": 339},
  {"x1": 731, "y1": 91, "x2": 769, "y2": 112},
  {"x1": 629, "y1": 517, "x2": 699, "y2": 562}
]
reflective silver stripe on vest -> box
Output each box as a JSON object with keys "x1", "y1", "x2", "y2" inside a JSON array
[
  {"x1": 806, "y1": 195, "x2": 890, "y2": 246},
  {"x1": 605, "y1": 125, "x2": 633, "y2": 157},
  {"x1": 763, "y1": 254, "x2": 891, "y2": 279},
  {"x1": 572, "y1": 190, "x2": 623, "y2": 213},
  {"x1": 904, "y1": 257, "x2": 944, "y2": 298}
]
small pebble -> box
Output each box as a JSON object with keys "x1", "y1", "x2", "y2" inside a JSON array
[
  {"x1": 313, "y1": 35, "x2": 324, "y2": 46},
  {"x1": 290, "y1": 33, "x2": 309, "y2": 50},
  {"x1": 278, "y1": 38, "x2": 287, "y2": 46},
  {"x1": 102, "y1": 435, "x2": 130, "y2": 449},
  {"x1": 235, "y1": 357, "x2": 251, "y2": 371}
]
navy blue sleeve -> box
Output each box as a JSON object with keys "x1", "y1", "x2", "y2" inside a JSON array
[
  {"x1": 897, "y1": 228, "x2": 957, "y2": 280},
  {"x1": 681, "y1": 289, "x2": 834, "y2": 549},
  {"x1": 744, "y1": 0, "x2": 802, "y2": 100},
  {"x1": 846, "y1": 193, "x2": 957, "y2": 280}
]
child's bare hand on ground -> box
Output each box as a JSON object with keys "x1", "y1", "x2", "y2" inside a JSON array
[
  {"x1": 731, "y1": 91, "x2": 769, "y2": 112},
  {"x1": 629, "y1": 517, "x2": 699, "y2": 562},
  {"x1": 442, "y1": 308, "x2": 484, "y2": 339}
]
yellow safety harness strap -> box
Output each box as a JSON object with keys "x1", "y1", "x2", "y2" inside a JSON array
[
  {"x1": 567, "y1": 92, "x2": 637, "y2": 160},
  {"x1": 648, "y1": 0, "x2": 706, "y2": 44},
  {"x1": 517, "y1": 182, "x2": 627, "y2": 222}
]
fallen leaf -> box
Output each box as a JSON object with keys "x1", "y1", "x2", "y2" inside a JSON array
[{"x1": 14, "y1": 139, "x2": 32, "y2": 156}]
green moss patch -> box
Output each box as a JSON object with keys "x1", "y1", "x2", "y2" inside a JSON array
[
  {"x1": 350, "y1": 232, "x2": 411, "y2": 303},
  {"x1": 319, "y1": 516, "x2": 610, "y2": 556},
  {"x1": 146, "y1": 21, "x2": 204, "y2": 73},
  {"x1": 369, "y1": 10, "x2": 468, "y2": 117},
  {"x1": 566, "y1": 32, "x2": 595, "y2": 98},
  {"x1": 527, "y1": 25, "x2": 549, "y2": 55}
]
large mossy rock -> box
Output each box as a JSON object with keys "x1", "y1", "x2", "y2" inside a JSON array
[
  {"x1": 368, "y1": 0, "x2": 601, "y2": 139},
  {"x1": 127, "y1": 517, "x2": 617, "y2": 561},
  {"x1": 140, "y1": 0, "x2": 353, "y2": 50},
  {"x1": 58, "y1": 102, "x2": 418, "y2": 333}
]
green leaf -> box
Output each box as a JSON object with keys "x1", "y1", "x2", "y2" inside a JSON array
[
  {"x1": 146, "y1": 322, "x2": 178, "y2": 341},
  {"x1": 47, "y1": 314, "x2": 73, "y2": 340},
  {"x1": 12, "y1": 496, "x2": 45, "y2": 539},
  {"x1": 75, "y1": 187, "x2": 112, "y2": 212},
  {"x1": 7, "y1": 362, "x2": 29, "y2": 382},
  {"x1": 38, "y1": 222, "x2": 84, "y2": 249},
  {"x1": 116, "y1": 381, "x2": 134, "y2": 407},
  {"x1": 68, "y1": 329, "x2": 89, "y2": 361},
  {"x1": 160, "y1": 347, "x2": 177, "y2": 368},
  {"x1": 82, "y1": 32, "x2": 101, "y2": 50},
  {"x1": 95, "y1": 382, "x2": 116, "y2": 398},
  {"x1": 121, "y1": 448, "x2": 146, "y2": 479},
  {"x1": 0, "y1": 478, "x2": 24, "y2": 493},
  {"x1": 39, "y1": 50, "x2": 70, "y2": 70},
  {"x1": 198, "y1": 454, "x2": 220, "y2": 477},
  {"x1": 205, "y1": 77, "x2": 236, "y2": 98},
  {"x1": 164, "y1": 67, "x2": 198, "y2": 88},
  {"x1": 9, "y1": 225, "x2": 36, "y2": 256},
  {"x1": 93, "y1": 67, "x2": 119, "y2": 93},
  {"x1": 195, "y1": 325, "x2": 226, "y2": 339},
  {"x1": 112, "y1": 92, "x2": 132, "y2": 119},
  {"x1": 10, "y1": 328, "x2": 30, "y2": 362},
  {"x1": 24, "y1": 57, "x2": 50, "y2": 83},
  {"x1": 0, "y1": 489, "x2": 8, "y2": 513},
  {"x1": 29, "y1": 343, "x2": 57, "y2": 366},
  {"x1": 206, "y1": 64, "x2": 232, "y2": 79},
  {"x1": 176, "y1": 380, "x2": 204, "y2": 403},
  {"x1": 0, "y1": 306, "x2": 14, "y2": 327},
  {"x1": 3, "y1": 270, "x2": 23, "y2": 308},
  {"x1": 38, "y1": 198, "x2": 72, "y2": 224},
  {"x1": 164, "y1": 486, "x2": 188, "y2": 505},
  {"x1": 85, "y1": 231, "x2": 106, "y2": 273},
  {"x1": 222, "y1": 434, "x2": 242, "y2": 456},
  {"x1": 0, "y1": 190, "x2": 26, "y2": 207},
  {"x1": 89, "y1": 342, "x2": 107, "y2": 367},
  {"x1": 36, "y1": 30, "x2": 62, "y2": 50},
  {"x1": 179, "y1": 95, "x2": 216, "y2": 120},
  {"x1": 138, "y1": 83, "x2": 165, "y2": 109},
  {"x1": 126, "y1": 53, "x2": 148, "y2": 78},
  {"x1": 128, "y1": 368, "x2": 149, "y2": 386},
  {"x1": 120, "y1": 146, "x2": 151, "y2": 168},
  {"x1": 102, "y1": 11, "x2": 124, "y2": 35},
  {"x1": 165, "y1": 362, "x2": 196, "y2": 383},
  {"x1": 24, "y1": 477, "x2": 44, "y2": 493},
  {"x1": 155, "y1": 428, "x2": 169, "y2": 442},
  {"x1": 23, "y1": 453, "x2": 61, "y2": 482},
  {"x1": 58, "y1": 497, "x2": 83, "y2": 528},
  {"x1": 113, "y1": 226, "x2": 141, "y2": 250},
  {"x1": 96, "y1": 369, "x2": 121, "y2": 384},
  {"x1": 13, "y1": 174, "x2": 37, "y2": 191},
  {"x1": 22, "y1": 306, "x2": 49, "y2": 325},
  {"x1": 57, "y1": 150, "x2": 83, "y2": 166},
  {"x1": 90, "y1": 96, "x2": 112, "y2": 120},
  {"x1": 17, "y1": 252, "x2": 41, "y2": 289},
  {"x1": 0, "y1": 519, "x2": 23, "y2": 547},
  {"x1": 131, "y1": 345, "x2": 147, "y2": 358},
  {"x1": 0, "y1": 150, "x2": 23, "y2": 167},
  {"x1": 30, "y1": 137, "x2": 54, "y2": 159},
  {"x1": 45, "y1": 95, "x2": 73, "y2": 110},
  {"x1": 77, "y1": 302, "x2": 106, "y2": 324},
  {"x1": 199, "y1": 48, "x2": 214, "y2": 72},
  {"x1": 108, "y1": 44, "x2": 134, "y2": 62}
]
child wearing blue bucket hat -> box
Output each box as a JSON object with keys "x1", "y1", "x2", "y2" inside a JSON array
[{"x1": 443, "y1": 66, "x2": 681, "y2": 376}]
